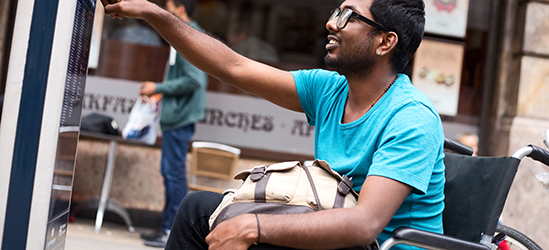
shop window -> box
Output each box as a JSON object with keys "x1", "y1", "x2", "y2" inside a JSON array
[
  {"x1": 89, "y1": 2, "x2": 170, "y2": 83},
  {"x1": 89, "y1": 0, "x2": 493, "y2": 126},
  {"x1": 193, "y1": 0, "x2": 337, "y2": 95},
  {"x1": 418, "y1": 0, "x2": 491, "y2": 126}
]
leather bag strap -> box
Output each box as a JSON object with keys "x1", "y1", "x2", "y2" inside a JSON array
[
  {"x1": 301, "y1": 164, "x2": 322, "y2": 210},
  {"x1": 333, "y1": 175, "x2": 353, "y2": 208},
  {"x1": 254, "y1": 171, "x2": 272, "y2": 202}
]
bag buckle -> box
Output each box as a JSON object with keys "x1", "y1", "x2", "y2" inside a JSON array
[
  {"x1": 250, "y1": 165, "x2": 267, "y2": 182},
  {"x1": 338, "y1": 175, "x2": 353, "y2": 195}
]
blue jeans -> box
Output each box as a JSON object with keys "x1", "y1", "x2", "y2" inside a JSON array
[{"x1": 160, "y1": 123, "x2": 195, "y2": 231}]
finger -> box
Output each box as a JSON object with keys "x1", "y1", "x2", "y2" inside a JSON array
[
  {"x1": 205, "y1": 232, "x2": 214, "y2": 245},
  {"x1": 104, "y1": 1, "x2": 120, "y2": 15}
]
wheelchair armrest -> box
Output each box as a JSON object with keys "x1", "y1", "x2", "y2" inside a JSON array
[{"x1": 378, "y1": 227, "x2": 491, "y2": 250}]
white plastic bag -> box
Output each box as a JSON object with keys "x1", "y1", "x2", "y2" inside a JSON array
[
  {"x1": 535, "y1": 172, "x2": 549, "y2": 193},
  {"x1": 122, "y1": 97, "x2": 158, "y2": 145}
]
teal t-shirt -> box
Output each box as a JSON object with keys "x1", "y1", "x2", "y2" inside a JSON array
[{"x1": 292, "y1": 69, "x2": 445, "y2": 248}]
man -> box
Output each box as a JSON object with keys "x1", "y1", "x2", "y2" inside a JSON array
[
  {"x1": 136, "y1": 0, "x2": 208, "y2": 247},
  {"x1": 104, "y1": 0, "x2": 445, "y2": 249}
]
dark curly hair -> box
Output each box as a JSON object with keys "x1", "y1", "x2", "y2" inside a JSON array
[{"x1": 369, "y1": 0, "x2": 425, "y2": 72}]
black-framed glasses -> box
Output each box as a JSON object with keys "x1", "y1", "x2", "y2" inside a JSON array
[{"x1": 328, "y1": 7, "x2": 389, "y2": 31}]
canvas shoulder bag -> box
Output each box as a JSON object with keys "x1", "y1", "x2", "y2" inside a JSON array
[{"x1": 209, "y1": 160, "x2": 378, "y2": 250}]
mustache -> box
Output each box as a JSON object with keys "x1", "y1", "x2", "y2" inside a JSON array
[{"x1": 328, "y1": 32, "x2": 341, "y2": 42}]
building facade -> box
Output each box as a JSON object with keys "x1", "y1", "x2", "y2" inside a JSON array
[{"x1": 0, "y1": 0, "x2": 548, "y2": 247}]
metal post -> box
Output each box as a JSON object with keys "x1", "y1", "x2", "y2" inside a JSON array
[{"x1": 94, "y1": 140, "x2": 118, "y2": 233}]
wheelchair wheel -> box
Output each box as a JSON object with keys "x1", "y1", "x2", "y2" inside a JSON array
[{"x1": 496, "y1": 224, "x2": 542, "y2": 250}]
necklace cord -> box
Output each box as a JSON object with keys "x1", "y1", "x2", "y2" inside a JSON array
[{"x1": 369, "y1": 75, "x2": 399, "y2": 110}]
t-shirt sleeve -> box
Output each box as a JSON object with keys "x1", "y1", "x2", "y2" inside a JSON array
[
  {"x1": 292, "y1": 69, "x2": 318, "y2": 126},
  {"x1": 291, "y1": 69, "x2": 344, "y2": 126},
  {"x1": 367, "y1": 102, "x2": 444, "y2": 195}
]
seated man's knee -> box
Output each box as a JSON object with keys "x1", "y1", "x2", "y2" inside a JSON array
[{"x1": 179, "y1": 191, "x2": 223, "y2": 214}]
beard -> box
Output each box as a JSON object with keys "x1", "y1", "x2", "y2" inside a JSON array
[{"x1": 324, "y1": 38, "x2": 376, "y2": 77}]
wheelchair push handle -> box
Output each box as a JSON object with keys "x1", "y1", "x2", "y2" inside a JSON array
[
  {"x1": 512, "y1": 144, "x2": 549, "y2": 166},
  {"x1": 528, "y1": 144, "x2": 549, "y2": 166},
  {"x1": 444, "y1": 138, "x2": 474, "y2": 156}
]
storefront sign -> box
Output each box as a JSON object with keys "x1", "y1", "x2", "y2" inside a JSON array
[
  {"x1": 83, "y1": 76, "x2": 315, "y2": 156},
  {"x1": 195, "y1": 92, "x2": 314, "y2": 156},
  {"x1": 82, "y1": 76, "x2": 139, "y2": 128},
  {"x1": 412, "y1": 38, "x2": 465, "y2": 116},
  {"x1": 425, "y1": 0, "x2": 470, "y2": 38}
]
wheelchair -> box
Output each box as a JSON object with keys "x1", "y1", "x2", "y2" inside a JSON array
[{"x1": 379, "y1": 139, "x2": 549, "y2": 250}]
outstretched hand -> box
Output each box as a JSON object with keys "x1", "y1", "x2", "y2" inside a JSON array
[{"x1": 100, "y1": 0, "x2": 154, "y2": 20}]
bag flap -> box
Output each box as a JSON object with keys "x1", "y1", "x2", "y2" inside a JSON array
[
  {"x1": 313, "y1": 159, "x2": 344, "y2": 180},
  {"x1": 233, "y1": 161, "x2": 300, "y2": 180}
]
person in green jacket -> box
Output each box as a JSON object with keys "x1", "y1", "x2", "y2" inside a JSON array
[{"x1": 137, "y1": 0, "x2": 207, "y2": 247}]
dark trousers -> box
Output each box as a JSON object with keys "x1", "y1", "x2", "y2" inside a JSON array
[
  {"x1": 165, "y1": 191, "x2": 297, "y2": 250},
  {"x1": 160, "y1": 123, "x2": 195, "y2": 231}
]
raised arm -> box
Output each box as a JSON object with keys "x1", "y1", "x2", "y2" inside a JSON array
[{"x1": 103, "y1": 0, "x2": 303, "y2": 112}]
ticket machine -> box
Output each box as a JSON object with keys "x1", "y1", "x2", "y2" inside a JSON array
[{"x1": 0, "y1": 0, "x2": 96, "y2": 249}]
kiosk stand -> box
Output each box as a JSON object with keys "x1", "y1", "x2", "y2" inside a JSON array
[{"x1": 0, "y1": 0, "x2": 96, "y2": 249}]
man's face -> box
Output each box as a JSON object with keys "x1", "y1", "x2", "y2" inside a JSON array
[{"x1": 324, "y1": 0, "x2": 378, "y2": 75}]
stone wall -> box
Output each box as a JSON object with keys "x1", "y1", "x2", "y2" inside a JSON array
[
  {"x1": 72, "y1": 139, "x2": 276, "y2": 212},
  {"x1": 517, "y1": 2, "x2": 549, "y2": 121},
  {"x1": 73, "y1": 139, "x2": 164, "y2": 211},
  {"x1": 504, "y1": 117, "x2": 549, "y2": 248},
  {"x1": 496, "y1": 1, "x2": 549, "y2": 248}
]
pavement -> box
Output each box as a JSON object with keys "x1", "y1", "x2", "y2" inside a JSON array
[{"x1": 65, "y1": 218, "x2": 161, "y2": 250}]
